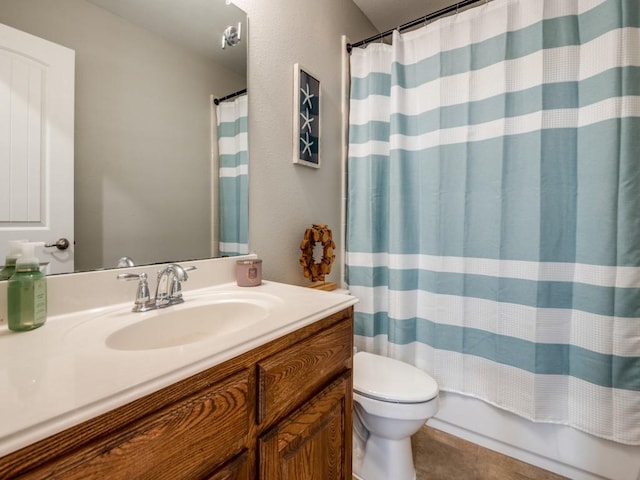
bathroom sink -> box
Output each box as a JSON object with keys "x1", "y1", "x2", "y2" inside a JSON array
[
  {"x1": 106, "y1": 300, "x2": 268, "y2": 350},
  {"x1": 64, "y1": 291, "x2": 282, "y2": 351}
]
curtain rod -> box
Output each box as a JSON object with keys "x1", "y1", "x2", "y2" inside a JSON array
[
  {"x1": 213, "y1": 88, "x2": 247, "y2": 105},
  {"x1": 347, "y1": 0, "x2": 488, "y2": 53}
]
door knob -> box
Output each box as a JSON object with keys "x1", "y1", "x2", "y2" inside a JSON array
[{"x1": 45, "y1": 238, "x2": 71, "y2": 250}]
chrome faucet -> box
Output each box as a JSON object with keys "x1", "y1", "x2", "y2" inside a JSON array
[
  {"x1": 118, "y1": 263, "x2": 196, "y2": 312},
  {"x1": 154, "y1": 263, "x2": 195, "y2": 308},
  {"x1": 117, "y1": 272, "x2": 155, "y2": 312}
]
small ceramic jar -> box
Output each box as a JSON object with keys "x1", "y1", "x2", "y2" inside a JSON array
[{"x1": 236, "y1": 259, "x2": 262, "y2": 287}]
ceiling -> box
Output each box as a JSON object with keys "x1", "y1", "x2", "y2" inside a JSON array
[
  {"x1": 86, "y1": 0, "x2": 246, "y2": 76},
  {"x1": 84, "y1": 0, "x2": 471, "y2": 75},
  {"x1": 353, "y1": 0, "x2": 470, "y2": 32}
]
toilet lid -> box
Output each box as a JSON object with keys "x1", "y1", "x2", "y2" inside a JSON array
[{"x1": 353, "y1": 352, "x2": 438, "y2": 403}]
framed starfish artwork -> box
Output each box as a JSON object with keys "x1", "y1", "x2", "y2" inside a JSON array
[{"x1": 293, "y1": 63, "x2": 320, "y2": 168}]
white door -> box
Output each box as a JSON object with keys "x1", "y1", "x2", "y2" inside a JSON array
[{"x1": 0, "y1": 23, "x2": 75, "y2": 274}]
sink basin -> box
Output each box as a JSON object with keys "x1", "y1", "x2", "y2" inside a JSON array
[
  {"x1": 65, "y1": 291, "x2": 282, "y2": 351},
  {"x1": 106, "y1": 300, "x2": 268, "y2": 350}
]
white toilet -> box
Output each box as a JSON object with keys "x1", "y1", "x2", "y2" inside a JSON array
[{"x1": 352, "y1": 351, "x2": 439, "y2": 480}]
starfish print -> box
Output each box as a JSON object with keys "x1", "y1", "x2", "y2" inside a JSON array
[
  {"x1": 300, "y1": 108, "x2": 314, "y2": 132},
  {"x1": 301, "y1": 131, "x2": 313, "y2": 156},
  {"x1": 300, "y1": 82, "x2": 315, "y2": 108}
]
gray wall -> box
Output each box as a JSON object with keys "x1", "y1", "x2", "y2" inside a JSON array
[
  {"x1": 0, "y1": 0, "x2": 246, "y2": 271},
  {"x1": 234, "y1": 0, "x2": 377, "y2": 285}
]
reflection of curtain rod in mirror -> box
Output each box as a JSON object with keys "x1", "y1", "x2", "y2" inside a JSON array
[
  {"x1": 214, "y1": 88, "x2": 247, "y2": 105},
  {"x1": 221, "y1": 23, "x2": 242, "y2": 49}
]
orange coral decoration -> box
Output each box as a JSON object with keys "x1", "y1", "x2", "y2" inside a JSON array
[{"x1": 299, "y1": 224, "x2": 336, "y2": 283}]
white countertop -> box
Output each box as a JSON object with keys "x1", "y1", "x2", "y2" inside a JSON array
[{"x1": 0, "y1": 280, "x2": 357, "y2": 458}]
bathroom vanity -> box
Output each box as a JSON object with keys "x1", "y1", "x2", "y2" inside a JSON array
[{"x1": 0, "y1": 257, "x2": 357, "y2": 479}]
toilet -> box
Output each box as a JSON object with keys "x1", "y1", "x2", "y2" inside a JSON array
[{"x1": 352, "y1": 351, "x2": 439, "y2": 480}]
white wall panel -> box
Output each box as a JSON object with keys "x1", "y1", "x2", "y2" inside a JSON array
[{"x1": 0, "y1": 51, "x2": 43, "y2": 223}]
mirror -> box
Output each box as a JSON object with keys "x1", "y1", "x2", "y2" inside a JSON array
[{"x1": 0, "y1": 0, "x2": 247, "y2": 273}]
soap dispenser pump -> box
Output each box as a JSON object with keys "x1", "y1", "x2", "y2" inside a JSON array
[
  {"x1": 7, "y1": 242, "x2": 47, "y2": 332},
  {"x1": 0, "y1": 239, "x2": 28, "y2": 281}
]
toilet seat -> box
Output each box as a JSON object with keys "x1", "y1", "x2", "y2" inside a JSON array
[
  {"x1": 354, "y1": 352, "x2": 438, "y2": 403},
  {"x1": 354, "y1": 391, "x2": 439, "y2": 421}
]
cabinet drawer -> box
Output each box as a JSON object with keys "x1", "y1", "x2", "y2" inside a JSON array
[
  {"x1": 20, "y1": 370, "x2": 250, "y2": 480},
  {"x1": 257, "y1": 317, "x2": 352, "y2": 426}
]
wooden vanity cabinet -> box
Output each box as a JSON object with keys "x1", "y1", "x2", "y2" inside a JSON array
[{"x1": 0, "y1": 307, "x2": 353, "y2": 480}]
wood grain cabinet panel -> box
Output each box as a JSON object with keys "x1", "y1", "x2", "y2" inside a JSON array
[
  {"x1": 257, "y1": 319, "x2": 352, "y2": 427},
  {"x1": 259, "y1": 373, "x2": 351, "y2": 480},
  {"x1": 205, "y1": 451, "x2": 251, "y2": 480},
  {"x1": 19, "y1": 371, "x2": 250, "y2": 480}
]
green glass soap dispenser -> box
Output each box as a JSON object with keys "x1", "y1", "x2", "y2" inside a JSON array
[
  {"x1": 8, "y1": 242, "x2": 47, "y2": 332},
  {"x1": 0, "y1": 239, "x2": 27, "y2": 281}
]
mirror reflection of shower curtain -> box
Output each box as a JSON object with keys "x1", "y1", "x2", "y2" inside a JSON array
[{"x1": 216, "y1": 94, "x2": 249, "y2": 256}]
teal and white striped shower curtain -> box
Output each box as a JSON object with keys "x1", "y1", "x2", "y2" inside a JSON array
[
  {"x1": 347, "y1": 0, "x2": 640, "y2": 444},
  {"x1": 217, "y1": 94, "x2": 249, "y2": 256}
]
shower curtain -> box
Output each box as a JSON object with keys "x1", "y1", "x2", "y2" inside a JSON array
[
  {"x1": 347, "y1": 0, "x2": 640, "y2": 444},
  {"x1": 217, "y1": 94, "x2": 249, "y2": 256}
]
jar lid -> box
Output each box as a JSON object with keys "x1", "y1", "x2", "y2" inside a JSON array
[{"x1": 236, "y1": 259, "x2": 262, "y2": 265}]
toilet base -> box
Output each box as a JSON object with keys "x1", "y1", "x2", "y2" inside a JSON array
[
  {"x1": 353, "y1": 472, "x2": 415, "y2": 480},
  {"x1": 353, "y1": 473, "x2": 416, "y2": 480},
  {"x1": 353, "y1": 433, "x2": 416, "y2": 480}
]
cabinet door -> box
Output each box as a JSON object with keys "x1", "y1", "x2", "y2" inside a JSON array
[{"x1": 259, "y1": 373, "x2": 351, "y2": 480}]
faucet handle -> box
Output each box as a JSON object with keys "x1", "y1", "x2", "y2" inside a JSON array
[
  {"x1": 180, "y1": 265, "x2": 197, "y2": 281},
  {"x1": 169, "y1": 264, "x2": 196, "y2": 281},
  {"x1": 168, "y1": 265, "x2": 197, "y2": 302},
  {"x1": 117, "y1": 272, "x2": 155, "y2": 312}
]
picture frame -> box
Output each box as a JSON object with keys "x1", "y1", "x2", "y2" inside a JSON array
[{"x1": 293, "y1": 63, "x2": 320, "y2": 168}]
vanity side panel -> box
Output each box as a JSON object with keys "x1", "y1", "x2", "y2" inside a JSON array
[{"x1": 17, "y1": 371, "x2": 250, "y2": 480}]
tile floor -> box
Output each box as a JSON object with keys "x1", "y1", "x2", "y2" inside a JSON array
[{"x1": 411, "y1": 425, "x2": 568, "y2": 479}]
